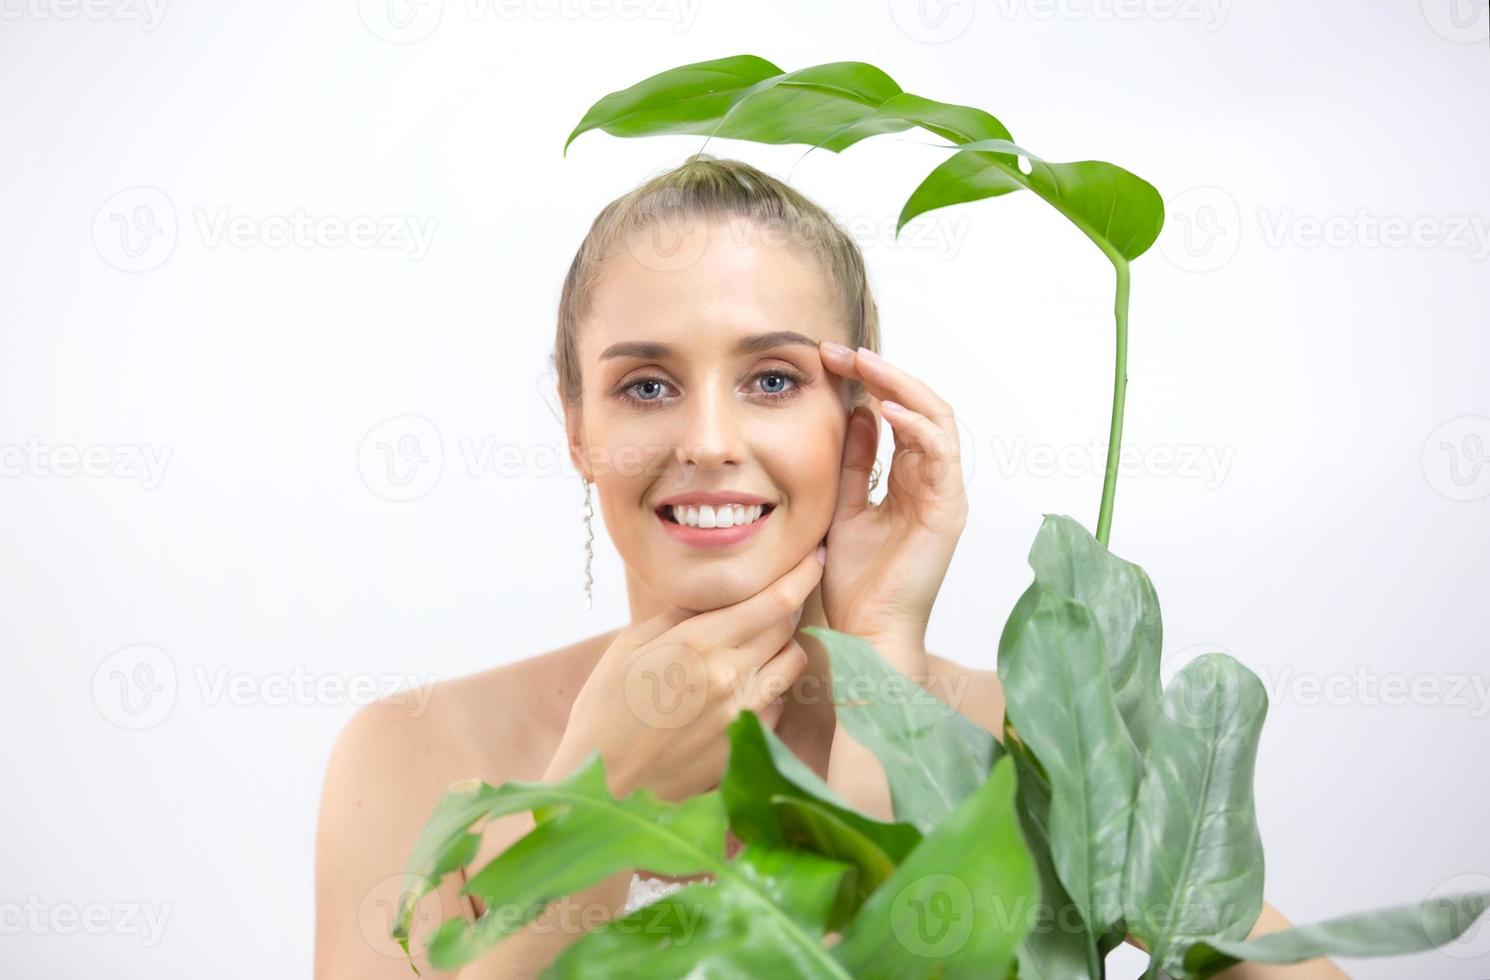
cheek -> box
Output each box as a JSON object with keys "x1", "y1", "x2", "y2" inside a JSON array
[{"x1": 757, "y1": 406, "x2": 844, "y2": 518}]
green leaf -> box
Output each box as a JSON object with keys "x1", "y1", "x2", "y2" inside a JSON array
[
  {"x1": 544, "y1": 841, "x2": 859, "y2": 980},
  {"x1": 1123, "y1": 654, "x2": 1269, "y2": 979},
  {"x1": 998, "y1": 585, "x2": 1139, "y2": 935},
  {"x1": 394, "y1": 752, "x2": 730, "y2": 968},
  {"x1": 830, "y1": 755, "x2": 1039, "y2": 980},
  {"x1": 722, "y1": 710, "x2": 922, "y2": 906},
  {"x1": 1005, "y1": 727, "x2": 1097, "y2": 980},
  {"x1": 563, "y1": 55, "x2": 1161, "y2": 265},
  {"x1": 1025, "y1": 514, "x2": 1164, "y2": 754},
  {"x1": 805, "y1": 625, "x2": 1002, "y2": 834},
  {"x1": 1181, "y1": 891, "x2": 1490, "y2": 978},
  {"x1": 563, "y1": 54, "x2": 785, "y2": 153},
  {"x1": 900, "y1": 139, "x2": 1164, "y2": 263}
]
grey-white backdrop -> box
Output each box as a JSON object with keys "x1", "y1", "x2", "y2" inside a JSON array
[{"x1": 2, "y1": 1, "x2": 1487, "y2": 977}]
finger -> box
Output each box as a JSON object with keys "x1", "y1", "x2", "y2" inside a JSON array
[
  {"x1": 627, "y1": 606, "x2": 694, "y2": 649},
  {"x1": 834, "y1": 404, "x2": 879, "y2": 518},
  {"x1": 681, "y1": 546, "x2": 825, "y2": 650},
  {"x1": 743, "y1": 640, "x2": 808, "y2": 714},
  {"x1": 819, "y1": 342, "x2": 954, "y2": 436},
  {"x1": 755, "y1": 697, "x2": 786, "y2": 730},
  {"x1": 881, "y1": 400, "x2": 962, "y2": 465}
]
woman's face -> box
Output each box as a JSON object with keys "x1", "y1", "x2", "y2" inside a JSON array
[{"x1": 565, "y1": 213, "x2": 853, "y2": 613}]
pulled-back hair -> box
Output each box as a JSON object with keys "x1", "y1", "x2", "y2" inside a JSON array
[{"x1": 553, "y1": 153, "x2": 881, "y2": 406}]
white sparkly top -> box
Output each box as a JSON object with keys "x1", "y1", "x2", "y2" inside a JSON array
[{"x1": 622, "y1": 872, "x2": 687, "y2": 915}]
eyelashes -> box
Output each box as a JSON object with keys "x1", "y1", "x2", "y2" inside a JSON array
[{"x1": 613, "y1": 367, "x2": 813, "y2": 411}]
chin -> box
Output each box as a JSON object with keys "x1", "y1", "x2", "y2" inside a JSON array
[{"x1": 664, "y1": 568, "x2": 765, "y2": 613}]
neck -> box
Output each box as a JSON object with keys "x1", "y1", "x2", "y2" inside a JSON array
[{"x1": 622, "y1": 563, "x2": 839, "y2": 778}]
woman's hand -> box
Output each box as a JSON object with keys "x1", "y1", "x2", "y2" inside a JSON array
[
  {"x1": 815, "y1": 341, "x2": 969, "y2": 680},
  {"x1": 547, "y1": 548, "x2": 825, "y2": 804}
]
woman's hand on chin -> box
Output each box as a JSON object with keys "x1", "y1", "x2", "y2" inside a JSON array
[{"x1": 815, "y1": 341, "x2": 969, "y2": 681}]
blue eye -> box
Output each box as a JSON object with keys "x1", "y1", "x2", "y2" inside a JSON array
[
  {"x1": 631, "y1": 379, "x2": 666, "y2": 401},
  {"x1": 617, "y1": 369, "x2": 807, "y2": 409}
]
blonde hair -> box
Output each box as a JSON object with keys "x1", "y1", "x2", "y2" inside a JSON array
[{"x1": 553, "y1": 153, "x2": 881, "y2": 406}]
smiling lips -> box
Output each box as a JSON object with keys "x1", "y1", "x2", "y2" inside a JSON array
[{"x1": 655, "y1": 494, "x2": 775, "y2": 549}]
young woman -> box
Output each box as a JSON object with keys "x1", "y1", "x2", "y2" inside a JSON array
[{"x1": 314, "y1": 156, "x2": 1343, "y2": 979}]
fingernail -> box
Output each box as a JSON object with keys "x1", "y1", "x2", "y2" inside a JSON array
[
  {"x1": 856, "y1": 346, "x2": 881, "y2": 363},
  {"x1": 814, "y1": 544, "x2": 827, "y2": 565},
  {"x1": 882, "y1": 399, "x2": 905, "y2": 415},
  {"x1": 821, "y1": 340, "x2": 852, "y2": 357}
]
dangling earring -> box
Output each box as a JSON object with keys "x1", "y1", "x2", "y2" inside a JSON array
[
  {"x1": 867, "y1": 459, "x2": 883, "y2": 497},
  {"x1": 582, "y1": 478, "x2": 595, "y2": 610}
]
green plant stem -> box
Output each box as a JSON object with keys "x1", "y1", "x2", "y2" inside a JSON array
[
  {"x1": 1086, "y1": 931, "x2": 1102, "y2": 979},
  {"x1": 1095, "y1": 259, "x2": 1130, "y2": 548}
]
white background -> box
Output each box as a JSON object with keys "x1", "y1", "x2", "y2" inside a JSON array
[{"x1": 2, "y1": 1, "x2": 1487, "y2": 977}]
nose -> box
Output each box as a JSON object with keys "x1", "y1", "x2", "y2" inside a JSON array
[{"x1": 674, "y1": 381, "x2": 747, "y2": 471}]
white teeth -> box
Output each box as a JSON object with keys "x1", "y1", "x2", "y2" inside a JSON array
[{"x1": 669, "y1": 503, "x2": 769, "y2": 528}]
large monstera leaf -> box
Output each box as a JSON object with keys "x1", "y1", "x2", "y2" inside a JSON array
[{"x1": 563, "y1": 54, "x2": 1163, "y2": 267}]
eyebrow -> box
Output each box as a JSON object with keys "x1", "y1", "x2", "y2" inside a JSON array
[{"x1": 599, "y1": 330, "x2": 819, "y2": 361}]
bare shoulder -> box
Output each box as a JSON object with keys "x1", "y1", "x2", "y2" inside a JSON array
[
  {"x1": 925, "y1": 651, "x2": 1005, "y2": 742},
  {"x1": 312, "y1": 631, "x2": 615, "y2": 978}
]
